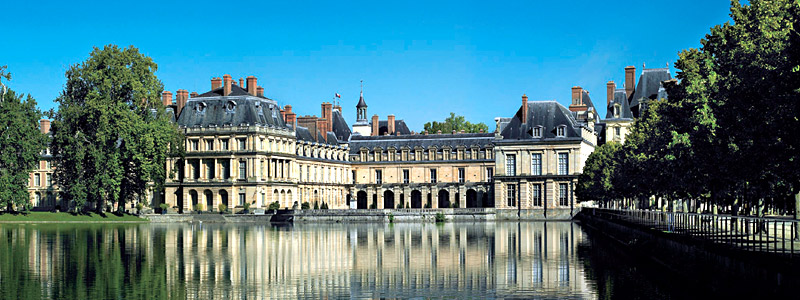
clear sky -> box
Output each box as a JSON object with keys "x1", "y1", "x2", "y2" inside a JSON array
[{"x1": 2, "y1": 0, "x2": 733, "y2": 131}]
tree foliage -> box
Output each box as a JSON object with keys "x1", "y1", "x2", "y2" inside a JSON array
[
  {"x1": 50, "y1": 45, "x2": 183, "y2": 213},
  {"x1": 576, "y1": 142, "x2": 621, "y2": 203},
  {"x1": 423, "y1": 112, "x2": 488, "y2": 134},
  {"x1": 0, "y1": 88, "x2": 47, "y2": 211}
]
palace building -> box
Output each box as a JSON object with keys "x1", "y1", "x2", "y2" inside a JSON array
[{"x1": 25, "y1": 64, "x2": 674, "y2": 215}]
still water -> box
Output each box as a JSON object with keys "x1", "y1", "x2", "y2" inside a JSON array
[{"x1": 0, "y1": 222, "x2": 678, "y2": 299}]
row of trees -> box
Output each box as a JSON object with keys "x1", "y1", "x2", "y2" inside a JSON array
[
  {"x1": 0, "y1": 46, "x2": 183, "y2": 213},
  {"x1": 423, "y1": 112, "x2": 489, "y2": 134},
  {"x1": 577, "y1": 0, "x2": 800, "y2": 217}
]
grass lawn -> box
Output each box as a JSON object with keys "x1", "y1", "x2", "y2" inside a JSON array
[{"x1": 0, "y1": 211, "x2": 147, "y2": 222}]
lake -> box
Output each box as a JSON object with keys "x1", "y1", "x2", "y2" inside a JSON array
[{"x1": 0, "y1": 221, "x2": 691, "y2": 299}]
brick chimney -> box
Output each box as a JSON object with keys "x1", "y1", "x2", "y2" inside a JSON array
[
  {"x1": 238, "y1": 78, "x2": 244, "y2": 87},
  {"x1": 246, "y1": 76, "x2": 257, "y2": 96},
  {"x1": 284, "y1": 105, "x2": 296, "y2": 126},
  {"x1": 371, "y1": 115, "x2": 379, "y2": 136},
  {"x1": 625, "y1": 66, "x2": 636, "y2": 99},
  {"x1": 387, "y1": 114, "x2": 395, "y2": 135},
  {"x1": 321, "y1": 102, "x2": 333, "y2": 132},
  {"x1": 176, "y1": 90, "x2": 188, "y2": 117},
  {"x1": 40, "y1": 119, "x2": 50, "y2": 134},
  {"x1": 280, "y1": 108, "x2": 286, "y2": 121},
  {"x1": 607, "y1": 81, "x2": 616, "y2": 106},
  {"x1": 571, "y1": 86, "x2": 583, "y2": 106},
  {"x1": 211, "y1": 77, "x2": 222, "y2": 90},
  {"x1": 521, "y1": 94, "x2": 528, "y2": 123},
  {"x1": 161, "y1": 91, "x2": 172, "y2": 107},
  {"x1": 256, "y1": 86, "x2": 264, "y2": 97},
  {"x1": 190, "y1": 91, "x2": 198, "y2": 98},
  {"x1": 223, "y1": 74, "x2": 232, "y2": 96},
  {"x1": 316, "y1": 118, "x2": 327, "y2": 142}
]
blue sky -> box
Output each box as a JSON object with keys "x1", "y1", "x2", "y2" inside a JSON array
[{"x1": 2, "y1": 0, "x2": 732, "y2": 131}]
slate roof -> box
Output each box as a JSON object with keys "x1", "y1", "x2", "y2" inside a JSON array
[
  {"x1": 605, "y1": 89, "x2": 634, "y2": 119},
  {"x1": 373, "y1": 119, "x2": 412, "y2": 136},
  {"x1": 295, "y1": 126, "x2": 315, "y2": 142},
  {"x1": 595, "y1": 122, "x2": 607, "y2": 145},
  {"x1": 330, "y1": 109, "x2": 351, "y2": 141},
  {"x1": 499, "y1": 101, "x2": 582, "y2": 140},
  {"x1": 349, "y1": 133, "x2": 495, "y2": 155},
  {"x1": 356, "y1": 92, "x2": 367, "y2": 108},
  {"x1": 177, "y1": 93, "x2": 286, "y2": 128},
  {"x1": 630, "y1": 68, "x2": 672, "y2": 108}
]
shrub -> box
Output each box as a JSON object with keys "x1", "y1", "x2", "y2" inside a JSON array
[
  {"x1": 451, "y1": 202, "x2": 459, "y2": 208},
  {"x1": 195, "y1": 203, "x2": 205, "y2": 212},
  {"x1": 320, "y1": 202, "x2": 329, "y2": 209},
  {"x1": 424, "y1": 202, "x2": 431, "y2": 209},
  {"x1": 159, "y1": 203, "x2": 169, "y2": 212},
  {"x1": 435, "y1": 212, "x2": 446, "y2": 223},
  {"x1": 243, "y1": 202, "x2": 251, "y2": 212},
  {"x1": 268, "y1": 201, "x2": 280, "y2": 211},
  {"x1": 405, "y1": 203, "x2": 409, "y2": 209},
  {"x1": 369, "y1": 203, "x2": 376, "y2": 209},
  {"x1": 218, "y1": 203, "x2": 228, "y2": 213},
  {"x1": 396, "y1": 202, "x2": 404, "y2": 209},
  {"x1": 301, "y1": 202, "x2": 310, "y2": 210},
  {"x1": 388, "y1": 213, "x2": 394, "y2": 223},
  {"x1": 313, "y1": 201, "x2": 319, "y2": 209},
  {"x1": 136, "y1": 202, "x2": 144, "y2": 213}
]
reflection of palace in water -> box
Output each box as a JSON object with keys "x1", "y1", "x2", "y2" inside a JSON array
[
  {"x1": 3, "y1": 222, "x2": 594, "y2": 299},
  {"x1": 162, "y1": 222, "x2": 594, "y2": 299}
]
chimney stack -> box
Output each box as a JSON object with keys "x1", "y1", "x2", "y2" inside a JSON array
[
  {"x1": 321, "y1": 102, "x2": 333, "y2": 133},
  {"x1": 211, "y1": 77, "x2": 222, "y2": 90},
  {"x1": 256, "y1": 86, "x2": 264, "y2": 97},
  {"x1": 162, "y1": 91, "x2": 173, "y2": 107},
  {"x1": 571, "y1": 86, "x2": 583, "y2": 106},
  {"x1": 316, "y1": 118, "x2": 327, "y2": 142},
  {"x1": 246, "y1": 76, "x2": 257, "y2": 96},
  {"x1": 625, "y1": 66, "x2": 636, "y2": 99},
  {"x1": 284, "y1": 105, "x2": 296, "y2": 126},
  {"x1": 521, "y1": 94, "x2": 528, "y2": 123},
  {"x1": 371, "y1": 115, "x2": 379, "y2": 136},
  {"x1": 238, "y1": 78, "x2": 244, "y2": 87},
  {"x1": 40, "y1": 119, "x2": 50, "y2": 134},
  {"x1": 607, "y1": 81, "x2": 616, "y2": 106},
  {"x1": 387, "y1": 114, "x2": 395, "y2": 135},
  {"x1": 190, "y1": 91, "x2": 198, "y2": 98},
  {"x1": 223, "y1": 74, "x2": 232, "y2": 96},
  {"x1": 176, "y1": 90, "x2": 188, "y2": 117}
]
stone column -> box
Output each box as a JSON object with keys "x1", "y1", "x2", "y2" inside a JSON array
[
  {"x1": 458, "y1": 185, "x2": 466, "y2": 208},
  {"x1": 377, "y1": 189, "x2": 384, "y2": 209},
  {"x1": 448, "y1": 186, "x2": 456, "y2": 208},
  {"x1": 520, "y1": 179, "x2": 528, "y2": 209},
  {"x1": 431, "y1": 186, "x2": 439, "y2": 209}
]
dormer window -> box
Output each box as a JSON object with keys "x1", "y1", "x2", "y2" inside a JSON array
[
  {"x1": 225, "y1": 100, "x2": 237, "y2": 112},
  {"x1": 556, "y1": 125, "x2": 566, "y2": 137},
  {"x1": 614, "y1": 104, "x2": 621, "y2": 118},
  {"x1": 533, "y1": 126, "x2": 542, "y2": 138},
  {"x1": 195, "y1": 102, "x2": 207, "y2": 113}
]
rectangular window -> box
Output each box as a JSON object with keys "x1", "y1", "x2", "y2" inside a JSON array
[
  {"x1": 506, "y1": 154, "x2": 516, "y2": 176},
  {"x1": 46, "y1": 174, "x2": 52, "y2": 186},
  {"x1": 190, "y1": 140, "x2": 198, "y2": 151},
  {"x1": 352, "y1": 170, "x2": 357, "y2": 184},
  {"x1": 192, "y1": 160, "x2": 200, "y2": 179},
  {"x1": 458, "y1": 168, "x2": 465, "y2": 183},
  {"x1": 559, "y1": 183, "x2": 569, "y2": 206},
  {"x1": 239, "y1": 193, "x2": 246, "y2": 206},
  {"x1": 239, "y1": 161, "x2": 246, "y2": 180},
  {"x1": 506, "y1": 184, "x2": 516, "y2": 207},
  {"x1": 205, "y1": 139, "x2": 213, "y2": 151},
  {"x1": 487, "y1": 167, "x2": 494, "y2": 181},
  {"x1": 238, "y1": 138, "x2": 246, "y2": 151},
  {"x1": 221, "y1": 139, "x2": 229, "y2": 150},
  {"x1": 532, "y1": 184, "x2": 542, "y2": 206},
  {"x1": 403, "y1": 169, "x2": 409, "y2": 184},
  {"x1": 220, "y1": 161, "x2": 229, "y2": 179},
  {"x1": 615, "y1": 127, "x2": 621, "y2": 137},
  {"x1": 206, "y1": 160, "x2": 214, "y2": 179},
  {"x1": 533, "y1": 127, "x2": 541, "y2": 138},
  {"x1": 34, "y1": 174, "x2": 41, "y2": 186},
  {"x1": 45, "y1": 160, "x2": 51, "y2": 169},
  {"x1": 558, "y1": 153, "x2": 569, "y2": 175},
  {"x1": 557, "y1": 126, "x2": 565, "y2": 137},
  {"x1": 430, "y1": 169, "x2": 437, "y2": 183},
  {"x1": 375, "y1": 170, "x2": 382, "y2": 185},
  {"x1": 531, "y1": 153, "x2": 542, "y2": 176}
]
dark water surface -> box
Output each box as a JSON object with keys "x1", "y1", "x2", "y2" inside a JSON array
[{"x1": 0, "y1": 222, "x2": 711, "y2": 299}]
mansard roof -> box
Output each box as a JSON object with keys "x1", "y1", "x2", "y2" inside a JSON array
[
  {"x1": 330, "y1": 109, "x2": 351, "y2": 141},
  {"x1": 500, "y1": 101, "x2": 582, "y2": 140},
  {"x1": 372, "y1": 119, "x2": 412, "y2": 136},
  {"x1": 348, "y1": 133, "x2": 495, "y2": 155},
  {"x1": 177, "y1": 90, "x2": 286, "y2": 128},
  {"x1": 630, "y1": 68, "x2": 672, "y2": 108},
  {"x1": 605, "y1": 89, "x2": 634, "y2": 119}
]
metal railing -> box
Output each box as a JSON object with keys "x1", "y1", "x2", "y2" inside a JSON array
[{"x1": 585, "y1": 208, "x2": 800, "y2": 256}]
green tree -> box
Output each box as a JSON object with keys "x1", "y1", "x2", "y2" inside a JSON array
[
  {"x1": 423, "y1": 112, "x2": 489, "y2": 134},
  {"x1": 577, "y1": 142, "x2": 622, "y2": 205},
  {"x1": 50, "y1": 45, "x2": 183, "y2": 213},
  {"x1": 0, "y1": 88, "x2": 48, "y2": 212}
]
